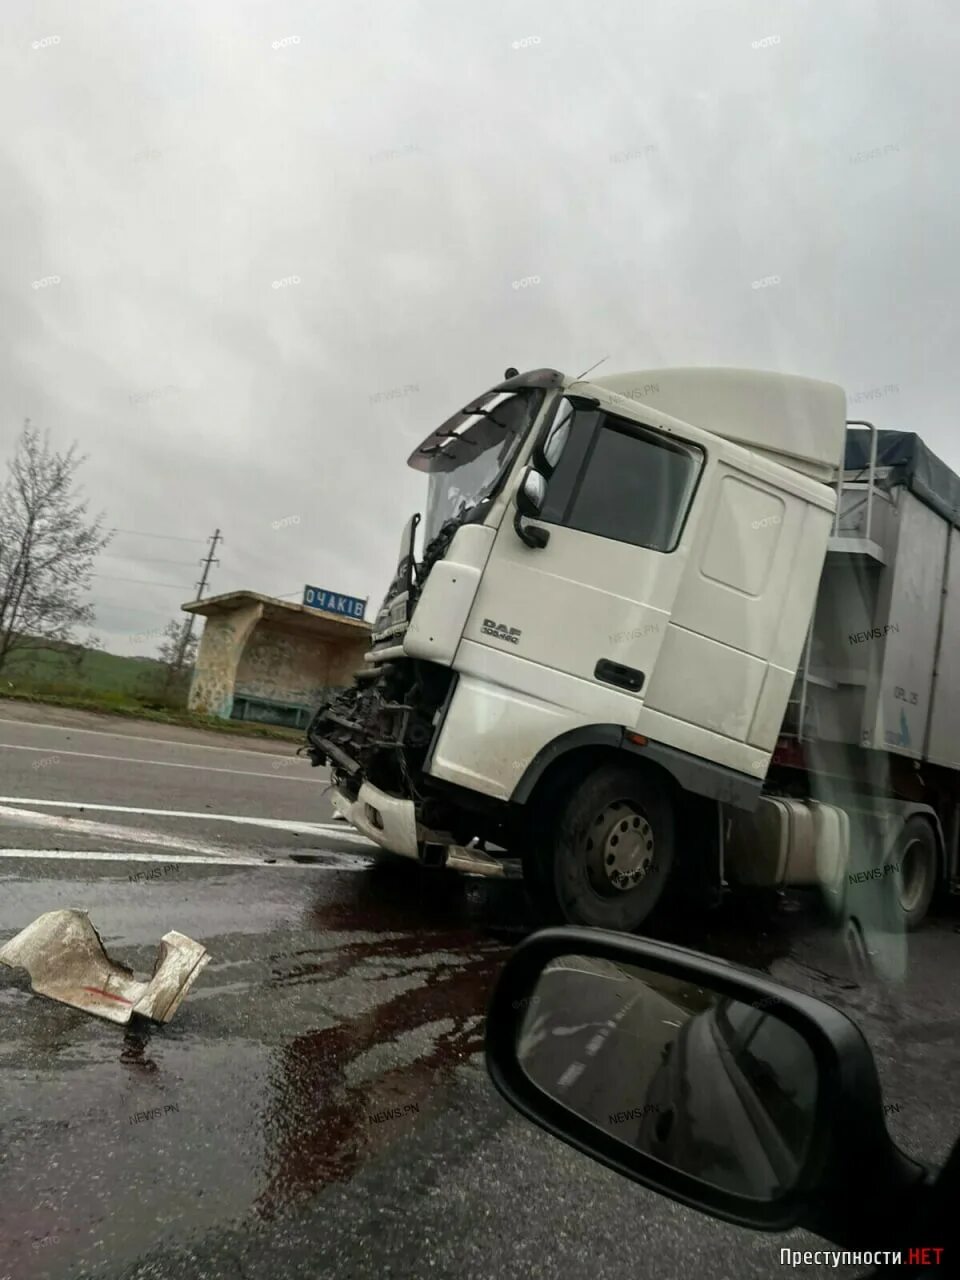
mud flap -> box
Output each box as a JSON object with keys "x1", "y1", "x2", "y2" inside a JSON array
[{"x1": 0, "y1": 908, "x2": 210, "y2": 1024}]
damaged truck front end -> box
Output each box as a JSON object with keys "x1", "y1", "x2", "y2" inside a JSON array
[{"x1": 303, "y1": 371, "x2": 559, "y2": 870}]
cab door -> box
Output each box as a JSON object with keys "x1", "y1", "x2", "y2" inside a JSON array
[{"x1": 461, "y1": 405, "x2": 706, "y2": 724}]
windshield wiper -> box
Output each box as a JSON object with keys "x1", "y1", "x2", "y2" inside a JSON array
[{"x1": 461, "y1": 405, "x2": 513, "y2": 429}]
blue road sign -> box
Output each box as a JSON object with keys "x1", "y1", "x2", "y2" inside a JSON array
[{"x1": 303, "y1": 585, "x2": 367, "y2": 620}]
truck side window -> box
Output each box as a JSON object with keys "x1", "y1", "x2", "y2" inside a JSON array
[{"x1": 539, "y1": 412, "x2": 704, "y2": 553}]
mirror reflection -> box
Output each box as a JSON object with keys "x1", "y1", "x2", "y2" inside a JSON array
[{"x1": 516, "y1": 956, "x2": 818, "y2": 1201}]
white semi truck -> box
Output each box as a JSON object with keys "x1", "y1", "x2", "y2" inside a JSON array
[{"x1": 304, "y1": 366, "x2": 960, "y2": 933}]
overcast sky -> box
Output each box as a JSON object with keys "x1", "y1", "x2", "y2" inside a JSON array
[{"x1": 3, "y1": 0, "x2": 958, "y2": 656}]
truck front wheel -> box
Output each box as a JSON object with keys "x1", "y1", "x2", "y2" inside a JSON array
[{"x1": 533, "y1": 763, "x2": 675, "y2": 932}]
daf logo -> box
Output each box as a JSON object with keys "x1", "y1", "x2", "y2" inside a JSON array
[{"x1": 481, "y1": 618, "x2": 521, "y2": 645}]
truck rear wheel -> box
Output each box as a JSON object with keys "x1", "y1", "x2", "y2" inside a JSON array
[
  {"x1": 534, "y1": 763, "x2": 675, "y2": 932},
  {"x1": 894, "y1": 817, "x2": 937, "y2": 930}
]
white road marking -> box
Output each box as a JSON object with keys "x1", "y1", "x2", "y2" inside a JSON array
[
  {"x1": 0, "y1": 715, "x2": 304, "y2": 760},
  {"x1": 0, "y1": 798, "x2": 376, "y2": 844},
  {"x1": 0, "y1": 742, "x2": 319, "y2": 782},
  {"x1": 0, "y1": 803, "x2": 377, "y2": 858},
  {"x1": 586, "y1": 1032, "x2": 608, "y2": 1056},
  {"x1": 556, "y1": 1062, "x2": 586, "y2": 1090},
  {"x1": 0, "y1": 849, "x2": 375, "y2": 871}
]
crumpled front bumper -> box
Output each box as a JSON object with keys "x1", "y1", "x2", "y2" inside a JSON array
[
  {"x1": 331, "y1": 782, "x2": 508, "y2": 878},
  {"x1": 331, "y1": 781, "x2": 420, "y2": 859}
]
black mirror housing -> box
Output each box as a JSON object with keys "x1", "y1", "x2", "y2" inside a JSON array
[{"x1": 485, "y1": 928, "x2": 932, "y2": 1248}]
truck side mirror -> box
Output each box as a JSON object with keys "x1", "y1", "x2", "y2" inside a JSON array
[
  {"x1": 514, "y1": 468, "x2": 550, "y2": 549},
  {"x1": 534, "y1": 398, "x2": 575, "y2": 474}
]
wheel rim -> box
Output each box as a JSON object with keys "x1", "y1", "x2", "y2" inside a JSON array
[
  {"x1": 583, "y1": 800, "x2": 656, "y2": 896},
  {"x1": 897, "y1": 838, "x2": 929, "y2": 914}
]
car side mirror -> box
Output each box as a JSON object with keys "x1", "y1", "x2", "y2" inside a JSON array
[
  {"x1": 514, "y1": 467, "x2": 550, "y2": 549},
  {"x1": 485, "y1": 928, "x2": 934, "y2": 1250}
]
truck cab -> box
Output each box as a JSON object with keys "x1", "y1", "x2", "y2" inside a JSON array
[{"x1": 305, "y1": 366, "x2": 951, "y2": 932}]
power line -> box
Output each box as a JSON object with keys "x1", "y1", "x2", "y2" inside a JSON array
[
  {"x1": 93, "y1": 601, "x2": 177, "y2": 615},
  {"x1": 90, "y1": 574, "x2": 194, "y2": 589},
  {"x1": 99, "y1": 553, "x2": 200, "y2": 568},
  {"x1": 109, "y1": 528, "x2": 206, "y2": 543}
]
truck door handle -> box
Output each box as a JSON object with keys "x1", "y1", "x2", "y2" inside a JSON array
[{"x1": 595, "y1": 659, "x2": 645, "y2": 692}]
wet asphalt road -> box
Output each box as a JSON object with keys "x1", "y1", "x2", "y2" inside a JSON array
[{"x1": 1, "y1": 703, "x2": 959, "y2": 1279}]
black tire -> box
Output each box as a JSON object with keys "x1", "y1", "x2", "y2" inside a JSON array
[
  {"x1": 533, "y1": 763, "x2": 675, "y2": 932},
  {"x1": 892, "y1": 816, "x2": 938, "y2": 931}
]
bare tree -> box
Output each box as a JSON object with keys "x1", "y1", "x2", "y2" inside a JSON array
[
  {"x1": 148, "y1": 617, "x2": 197, "y2": 700},
  {"x1": 157, "y1": 618, "x2": 197, "y2": 671},
  {"x1": 0, "y1": 421, "x2": 111, "y2": 675}
]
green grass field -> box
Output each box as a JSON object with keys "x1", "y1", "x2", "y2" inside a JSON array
[{"x1": 0, "y1": 643, "x2": 302, "y2": 742}]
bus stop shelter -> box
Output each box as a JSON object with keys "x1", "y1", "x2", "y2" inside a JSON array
[{"x1": 183, "y1": 590, "x2": 371, "y2": 728}]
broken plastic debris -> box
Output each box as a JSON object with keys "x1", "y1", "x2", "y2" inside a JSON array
[{"x1": 0, "y1": 908, "x2": 210, "y2": 1025}]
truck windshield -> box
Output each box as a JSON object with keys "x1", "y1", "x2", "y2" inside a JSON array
[{"x1": 410, "y1": 388, "x2": 545, "y2": 545}]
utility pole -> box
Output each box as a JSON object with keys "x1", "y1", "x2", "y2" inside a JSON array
[{"x1": 174, "y1": 528, "x2": 222, "y2": 670}]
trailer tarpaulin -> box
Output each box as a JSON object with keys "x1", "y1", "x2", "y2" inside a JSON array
[{"x1": 844, "y1": 429, "x2": 960, "y2": 530}]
